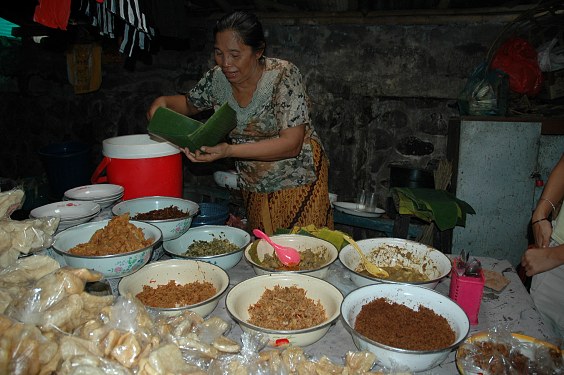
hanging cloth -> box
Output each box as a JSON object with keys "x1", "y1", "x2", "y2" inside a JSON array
[
  {"x1": 34, "y1": 0, "x2": 72, "y2": 30},
  {"x1": 67, "y1": 43, "x2": 103, "y2": 94},
  {"x1": 83, "y1": 0, "x2": 155, "y2": 56}
]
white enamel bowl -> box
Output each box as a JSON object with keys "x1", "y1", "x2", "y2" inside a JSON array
[
  {"x1": 64, "y1": 184, "x2": 124, "y2": 208},
  {"x1": 339, "y1": 237, "x2": 451, "y2": 289},
  {"x1": 341, "y1": 283, "x2": 470, "y2": 372},
  {"x1": 244, "y1": 234, "x2": 338, "y2": 279},
  {"x1": 51, "y1": 219, "x2": 162, "y2": 278},
  {"x1": 118, "y1": 259, "x2": 229, "y2": 317},
  {"x1": 30, "y1": 200, "x2": 101, "y2": 230},
  {"x1": 163, "y1": 225, "x2": 251, "y2": 270},
  {"x1": 112, "y1": 196, "x2": 199, "y2": 241},
  {"x1": 225, "y1": 273, "x2": 343, "y2": 347}
]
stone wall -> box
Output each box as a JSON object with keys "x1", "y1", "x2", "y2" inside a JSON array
[{"x1": 0, "y1": 15, "x2": 506, "y2": 208}]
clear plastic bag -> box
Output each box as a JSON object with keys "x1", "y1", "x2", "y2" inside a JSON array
[{"x1": 458, "y1": 62, "x2": 509, "y2": 116}]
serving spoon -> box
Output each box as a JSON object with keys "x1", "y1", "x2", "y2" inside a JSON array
[
  {"x1": 342, "y1": 234, "x2": 389, "y2": 278},
  {"x1": 253, "y1": 229, "x2": 301, "y2": 266}
]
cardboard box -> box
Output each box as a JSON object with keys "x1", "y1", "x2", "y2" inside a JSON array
[{"x1": 543, "y1": 68, "x2": 564, "y2": 100}]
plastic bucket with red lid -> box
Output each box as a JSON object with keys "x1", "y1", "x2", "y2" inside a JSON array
[{"x1": 91, "y1": 134, "x2": 182, "y2": 200}]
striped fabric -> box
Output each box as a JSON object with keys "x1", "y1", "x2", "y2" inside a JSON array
[{"x1": 83, "y1": 0, "x2": 155, "y2": 56}]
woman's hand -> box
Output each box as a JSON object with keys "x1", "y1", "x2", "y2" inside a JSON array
[
  {"x1": 532, "y1": 219, "x2": 553, "y2": 248},
  {"x1": 183, "y1": 143, "x2": 231, "y2": 163},
  {"x1": 146, "y1": 96, "x2": 168, "y2": 120},
  {"x1": 146, "y1": 95, "x2": 197, "y2": 120},
  {"x1": 521, "y1": 246, "x2": 564, "y2": 276}
]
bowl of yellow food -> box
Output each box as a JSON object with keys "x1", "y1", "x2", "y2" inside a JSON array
[
  {"x1": 225, "y1": 273, "x2": 343, "y2": 347},
  {"x1": 338, "y1": 237, "x2": 451, "y2": 289},
  {"x1": 243, "y1": 234, "x2": 339, "y2": 279},
  {"x1": 118, "y1": 259, "x2": 229, "y2": 317},
  {"x1": 51, "y1": 214, "x2": 162, "y2": 278},
  {"x1": 162, "y1": 225, "x2": 251, "y2": 270}
]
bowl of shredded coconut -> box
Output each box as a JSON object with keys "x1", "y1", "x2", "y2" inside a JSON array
[
  {"x1": 225, "y1": 273, "x2": 343, "y2": 347},
  {"x1": 118, "y1": 258, "x2": 229, "y2": 317}
]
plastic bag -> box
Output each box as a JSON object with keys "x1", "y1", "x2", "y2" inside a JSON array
[
  {"x1": 490, "y1": 37, "x2": 544, "y2": 96},
  {"x1": 458, "y1": 62, "x2": 509, "y2": 116},
  {"x1": 537, "y1": 37, "x2": 564, "y2": 72}
]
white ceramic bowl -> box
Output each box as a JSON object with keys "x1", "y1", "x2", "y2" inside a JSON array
[
  {"x1": 341, "y1": 283, "x2": 470, "y2": 372},
  {"x1": 64, "y1": 184, "x2": 124, "y2": 208},
  {"x1": 118, "y1": 259, "x2": 229, "y2": 317},
  {"x1": 244, "y1": 234, "x2": 338, "y2": 279},
  {"x1": 30, "y1": 200, "x2": 101, "y2": 231},
  {"x1": 339, "y1": 237, "x2": 451, "y2": 289},
  {"x1": 51, "y1": 219, "x2": 162, "y2": 278},
  {"x1": 112, "y1": 196, "x2": 199, "y2": 241},
  {"x1": 213, "y1": 170, "x2": 239, "y2": 190},
  {"x1": 163, "y1": 225, "x2": 251, "y2": 270},
  {"x1": 225, "y1": 273, "x2": 343, "y2": 347}
]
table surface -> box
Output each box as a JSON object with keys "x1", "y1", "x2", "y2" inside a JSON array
[
  {"x1": 77, "y1": 209, "x2": 560, "y2": 373},
  {"x1": 204, "y1": 255, "x2": 558, "y2": 374}
]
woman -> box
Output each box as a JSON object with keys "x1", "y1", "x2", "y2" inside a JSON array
[
  {"x1": 522, "y1": 153, "x2": 564, "y2": 339},
  {"x1": 147, "y1": 11, "x2": 333, "y2": 235}
]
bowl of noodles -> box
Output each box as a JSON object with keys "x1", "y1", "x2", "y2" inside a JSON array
[
  {"x1": 225, "y1": 273, "x2": 343, "y2": 347},
  {"x1": 51, "y1": 214, "x2": 162, "y2": 278},
  {"x1": 338, "y1": 237, "x2": 451, "y2": 289},
  {"x1": 162, "y1": 225, "x2": 251, "y2": 270},
  {"x1": 243, "y1": 234, "x2": 339, "y2": 279},
  {"x1": 118, "y1": 259, "x2": 229, "y2": 317}
]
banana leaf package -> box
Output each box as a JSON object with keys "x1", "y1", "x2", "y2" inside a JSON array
[
  {"x1": 148, "y1": 103, "x2": 236, "y2": 151},
  {"x1": 391, "y1": 187, "x2": 475, "y2": 231}
]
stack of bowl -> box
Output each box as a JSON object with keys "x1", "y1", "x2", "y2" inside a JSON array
[
  {"x1": 30, "y1": 200, "x2": 101, "y2": 231},
  {"x1": 64, "y1": 184, "x2": 124, "y2": 209}
]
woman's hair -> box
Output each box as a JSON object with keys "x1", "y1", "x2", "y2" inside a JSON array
[{"x1": 214, "y1": 11, "x2": 266, "y2": 55}]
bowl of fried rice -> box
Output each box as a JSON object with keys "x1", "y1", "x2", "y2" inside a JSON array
[
  {"x1": 225, "y1": 273, "x2": 343, "y2": 347},
  {"x1": 243, "y1": 234, "x2": 339, "y2": 279},
  {"x1": 118, "y1": 258, "x2": 229, "y2": 317},
  {"x1": 162, "y1": 225, "x2": 251, "y2": 270},
  {"x1": 51, "y1": 214, "x2": 162, "y2": 278}
]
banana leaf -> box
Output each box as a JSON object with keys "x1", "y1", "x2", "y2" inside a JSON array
[
  {"x1": 148, "y1": 102, "x2": 236, "y2": 151},
  {"x1": 391, "y1": 187, "x2": 475, "y2": 231}
]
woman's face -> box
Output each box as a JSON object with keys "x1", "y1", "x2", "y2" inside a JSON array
[{"x1": 214, "y1": 30, "x2": 262, "y2": 85}]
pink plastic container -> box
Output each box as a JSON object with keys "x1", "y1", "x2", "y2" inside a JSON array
[
  {"x1": 449, "y1": 268, "x2": 485, "y2": 325},
  {"x1": 91, "y1": 135, "x2": 183, "y2": 200}
]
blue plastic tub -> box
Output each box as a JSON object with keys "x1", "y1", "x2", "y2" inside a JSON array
[{"x1": 191, "y1": 202, "x2": 229, "y2": 227}]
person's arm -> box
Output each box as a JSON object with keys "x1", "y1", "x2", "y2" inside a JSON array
[
  {"x1": 146, "y1": 95, "x2": 201, "y2": 120},
  {"x1": 185, "y1": 125, "x2": 305, "y2": 163},
  {"x1": 531, "y1": 154, "x2": 564, "y2": 248},
  {"x1": 522, "y1": 245, "x2": 564, "y2": 276}
]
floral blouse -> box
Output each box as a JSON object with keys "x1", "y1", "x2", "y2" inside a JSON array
[{"x1": 187, "y1": 57, "x2": 321, "y2": 193}]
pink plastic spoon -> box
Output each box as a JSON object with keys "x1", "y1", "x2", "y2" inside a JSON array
[{"x1": 253, "y1": 229, "x2": 301, "y2": 266}]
